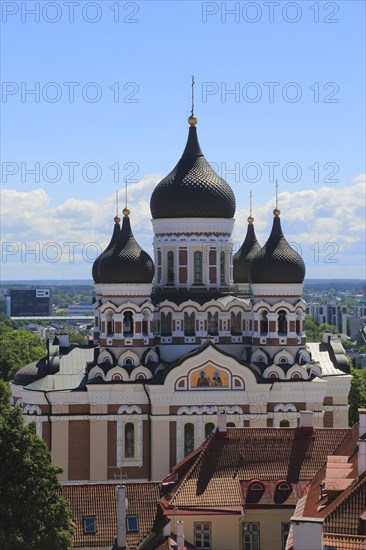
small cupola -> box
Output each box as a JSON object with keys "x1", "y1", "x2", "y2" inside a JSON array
[{"x1": 233, "y1": 196, "x2": 261, "y2": 284}]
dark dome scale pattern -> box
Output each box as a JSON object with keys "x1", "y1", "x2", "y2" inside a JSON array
[
  {"x1": 150, "y1": 125, "x2": 236, "y2": 219},
  {"x1": 250, "y1": 216, "x2": 305, "y2": 284},
  {"x1": 233, "y1": 222, "x2": 261, "y2": 284},
  {"x1": 93, "y1": 214, "x2": 155, "y2": 284},
  {"x1": 92, "y1": 220, "x2": 121, "y2": 283}
]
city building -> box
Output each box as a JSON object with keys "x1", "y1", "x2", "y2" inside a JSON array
[
  {"x1": 11, "y1": 114, "x2": 352, "y2": 482},
  {"x1": 6, "y1": 287, "x2": 53, "y2": 317},
  {"x1": 67, "y1": 302, "x2": 94, "y2": 316},
  {"x1": 305, "y1": 301, "x2": 347, "y2": 334}
]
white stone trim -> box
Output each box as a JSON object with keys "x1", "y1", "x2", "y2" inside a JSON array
[
  {"x1": 105, "y1": 367, "x2": 129, "y2": 382},
  {"x1": 116, "y1": 405, "x2": 143, "y2": 467},
  {"x1": 129, "y1": 366, "x2": 153, "y2": 381},
  {"x1": 152, "y1": 218, "x2": 235, "y2": 235},
  {"x1": 24, "y1": 404, "x2": 42, "y2": 436},
  {"x1": 251, "y1": 283, "x2": 304, "y2": 297},
  {"x1": 94, "y1": 284, "x2": 153, "y2": 296},
  {"x1": 273, "y1": 350, "x2": 294, "y2": 366}
]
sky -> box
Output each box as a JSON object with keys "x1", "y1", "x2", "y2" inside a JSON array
[{"x1": 1, "y1": 0, "x2": 365, "y2": 280}]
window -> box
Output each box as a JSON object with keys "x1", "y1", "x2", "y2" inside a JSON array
[
  {"x1": 194, "y1": 522, "x2": 211, "y2": 550},
  {"x1": 106, "y1": 311, "x2": 114, "y2": 336},
  {"x1": 167, "y1": 251, "x2": 174, "y2": 283},
  {"x1": 194, "y1": 251, "x2": 203, "y2": 283},
  {"x1": 227, "y1": 422, "x2": 235, "y2": 428},
  {"x1": 112, "y1": 373, "x2": 122, "y2": 381},
  {"x1": 123, "y1": 311, "x2": 133, "y2": 336},
  {"x1": 243, "y1": 522, "x2": 260, "y2": 550},
  {"x1": 124, "y1": 422, "x2": 135, "y2": 458},
  {"x1": 269, "y1": 372, "x2": 279, "y2": 379},
  {"x1": 161, "y1": 312, "x2": 172, "y2": 336},
  {"x1": 291, "y1": 372, "x2": 301, "y2": 380},
  {"x1": 205, "y1": 422, "x2": 215, "y2": 437},
  {"x1": 260, "y1": 311, "x2": 268, "y2": 335},
  {"x1": 136, "y1": 373, "x2": 146, "y2": 380},
  {"x1": 83, "y1": 516, "x2": 96, "y2": 534},
  {"x1": 184, "y1": 423, "x2": 194, "y2": 457},
  {"x1": 208, "y1": 312, "x2": 218, "y2": 335},
  {"x1": 280, "y1": 419, "x2": 290, "y2": 427},
  {"x1": 127, "y1": 516, "x2": 139, "y2": 533},
  {"x1": 184, "y1": 312, "x2": 195, "y2": 336},
  {"x1": 279, "y1": 357, "x2": 287, "y2": 364},
  {"x1": 231, "y1": 312, "x2": 242, "y2": 335},
  {"x1": 281, "y1": 523, "x2": 291, "y2": 550},
  {"x1": 220, "y1": 251, "x2": 225, "y2": 284},
  {"x1": 124, "y1": 357, "x2": 133, "y2": 366},
  {"x1": 278, "y1": 310, "x2": 287, "y2": 335}
]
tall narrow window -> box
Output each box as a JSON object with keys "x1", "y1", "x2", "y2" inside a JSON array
[
  {"x1": 260, "y1": 311, "x2": 268, "y2": 335},
  {"x1": 167, "y1": 251, "x2": 174, "y2": 283},
  {"x1": 161, "y1": 312, "x2": 172, "y2": 336},
  {"x1": 243, "y1": 522, "x2": 260, "y2": 550},
  {"x1": 123, "y1": 311, "x2": 133, "y2": 336},
  {"x1": 208, "y1": 312, "x2": 218, "y2": 335},
  {"x1": 194, "y1": 251, "x2": 203, "y2": 284},
  {"x1": 106, "y1": 311, "x2": 114, "y2": 336},
  {"x1": 184, "y1": 312, "x2": 195, "y2": 336},
  {"x1": 124, "y1": 422, "x2": 135, "y2": 458},
  {"x1": 220, "y1": 251, "x2": 225, "y2": 284},
  {"x1": 278, "y1": 310, "x2": 287, "y2": 335},
  {"x1": 231, "y1": 312, "x2": 242, "y2": 335},
  {"x1": 194, "y1": 522, "x2": 211, "y2": 550},
  {"x1": 205, "y1": 422, "x2": 215, "y2": 437},
  {"x1": 184, "y1": 423, "x2": 194, "y2": 457}
]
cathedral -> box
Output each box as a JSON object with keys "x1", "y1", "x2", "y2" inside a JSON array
[{"x1": 11, "y1": 113, "x2": 351, "y2": 481}]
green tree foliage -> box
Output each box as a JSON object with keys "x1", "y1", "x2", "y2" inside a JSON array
[
  {"x1": 69, "y1": 332, "x2": 88, "y2": 346},
  {"x1": 349, "y1": 367, "x2": 366, "y2": 425},
  {"x1": 0, "y1": 384, "x2": 73, "y2": 549},
  {"x1": 304, "y1": 315, "x2": 320, "y2": 342},
  {"x1": 0, "y1": 327, "x2": 45, "y2": 381},
  {"x1": 359, "y1": 345, "x2": 366, "y2": 353}
]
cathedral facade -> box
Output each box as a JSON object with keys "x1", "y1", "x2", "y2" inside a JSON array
[{"x1": 11, "y1": 115, "x2": 351, "y2": 481}]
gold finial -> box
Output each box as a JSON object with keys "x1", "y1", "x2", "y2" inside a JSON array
[
  {"x1": 123, "y1": 208, "x2": 130, "y2": 217},
  {"x1": 188, "y1": 75, "x2": 197, "y2": 125},
  {"x1": 247, "y1": 190, "x2": 254, "y2": 224},
  {"x1": 114, "y1": 190, "x2": 121, "y2": 223},
  {"x1": 273, "y1": 179, "x2": 281, "y2": 217}
]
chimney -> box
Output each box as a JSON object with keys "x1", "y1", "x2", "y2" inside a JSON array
[
  {"x1": 299, "y1": 411, "x2": 314, "y2": 434},
  {"x1": 291, "y1": 517, "x2": 323, "y2": 550},
  {"x1": 358, "y1": 409, "x2": 366, "y2": 477},
  {"x1": 177, "y1": 520, "x2": 185, "y2": 550},
  {"x1": 217, "y1": 408, "x2": 227, "y2": 435},
  {"x1": 322, "y1": 331, "x2": 332, "y2": 344},
  {"x1": 116, "y1": 485, "x2": 127, "y2": 550}
]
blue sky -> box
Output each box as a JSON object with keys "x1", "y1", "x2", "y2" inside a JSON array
[{"x1": 1, "y1": 0, "x2": 365, "y2": 279}]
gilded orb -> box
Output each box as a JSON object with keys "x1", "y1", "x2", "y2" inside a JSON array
[
  {"x1": 188, "y1": 115, "x2": 197, "y2": 126},
  {"x1": 123, "y1": 208, "x2": 130, "y2": 217},
  {"x1": 273, "y1": 208, "x2": 281, "y2": 217},
  {"x1": 247, "y1": 216, "x2": 254, "y2": 224},
  {"x1": 114, "y1": 215, "x2": 121, "y2": 223}
]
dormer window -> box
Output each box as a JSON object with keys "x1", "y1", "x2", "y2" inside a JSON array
[{"x1": 246, "y1": 482, "x2": 265, "y2": 504}]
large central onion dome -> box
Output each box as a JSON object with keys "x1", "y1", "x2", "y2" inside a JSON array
[
  {"x1": 93, "y1": 209, "x2": 154, "y2": 284},
  {"x1": 233, "y1": 216, "x2": 261, "y2": 284},
  {"x1": 150, "y1": 118, "x2": 236, "y2": 219},
  {"x1": 250, "y1": 210, "x2": 305, "y2": 284}
]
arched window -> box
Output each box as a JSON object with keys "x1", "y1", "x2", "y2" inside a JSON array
[
  {"x1": 106, "y1": 311, "x2": 114, "y2": 336},
  {"x1": 269, "y1": 372, "x2": 279, "y2": 379},
  {"x1": 161, "y1": 312, "x2": 172, "y2": 336},
  {"x1": 124, "y1": 423, "x2": 135, "y2": 458},
  {"x1": 231, "y1": 312, "x2": 242, "y2": 335},
  {"x1": 136, "y1": 373, "x2": 146, "y2": 380},
  {"x1": 205, "y1": 422, "x2": 215, "y2": 437},
  {"x1": 124, "y1": 357, "x2": 133, "y2": 366},
  {"x1": 220, "y1": 251, "x2": 225, "y2": 284},
  {"x1": 194, "y1": 251, "x2": 203, "y2": 284},
  {"x1": 167, "y1": 251, "x2": 174, "y2": 284},
  {"x1": 123, "y1": 311, "x2": 133, "y2": 337},
  {"x1": 260, "y1": 310, "x2": 268, "y2": 335},
  {"x1": 184, "y1": 423, "x2": 195, "y2": 456},
  {"x1": 142, "y1": 310, "x2": 149, "y2": 336},
  {"x1": 257, "y1": 356, "x2": 265, "y2": 364},
  {"x1": 280, "y1": 419, "x2": 290, "y2": 427},
  {"x1": 184, "y1": 312, "x2": 195, "y2": 336},
  {"x1": 112, "y1": 373, "x2": 122, "y2": 381},
  {"x1": 279, "y1": 357, "x2": 287, "y2": 364},
  {"x1": 278, "y1": 310, "x2": 287, "y2": 335},
  {"x1": 208, "y1": 312, "x2": 218, "y2": 335},
  {"x1": 226, "y1": 422, "x2": 235, "y2": 428},
  {"x1": 291, "y1": 372, "x2": 301, "y2": 380},
  {"x1": 296, "y1": 315, "x2": 302, "y2": 335}
]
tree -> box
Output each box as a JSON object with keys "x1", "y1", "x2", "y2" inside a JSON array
[
  {"x1": 304, "y1": 316, "x2": 320, "y2": 342},
  {"x1": 0, "y1": 383, "x2": 73, "y2": 549},
  {"x1": 0, "y1": 328, "x2": 45, "y2": 381},
  {"x1": 349, "y1": 367, "x2": 366, "y2": 425}
]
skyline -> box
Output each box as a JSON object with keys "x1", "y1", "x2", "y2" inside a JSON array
[{"x1": 1, "y1": 1, "x2": 365, "y2": 279}]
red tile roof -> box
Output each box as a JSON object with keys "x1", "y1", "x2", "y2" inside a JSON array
[
  {"x1": 61, "y1": 481, "x2": 165, "y2": 549},
  {"x1": 322, "y1": 534, "x2": 366, "y2": 549},
  {"x1": 163, "y1": 427, "x2": 350, "y2": 512}
]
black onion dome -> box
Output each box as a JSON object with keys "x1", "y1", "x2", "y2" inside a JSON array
[
  {"x1": 233, "y1": 222, "x2": 261, "y2": 283},
  {"x1": 250, "y1": 215, "x2": 305, "y2": 284},
  {"x1": 150, "y1": 124, "x2": 236, "y2": 219},
  {"x1": 97, "y1": 213, "x2": 154, "y2": 284},
  {"x1": 92, "y1": 220, "x2": 121, "y2": 283}
]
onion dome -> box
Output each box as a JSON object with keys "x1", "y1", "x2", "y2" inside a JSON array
[
  {"x1": 96, "y1": 209, "x2": 155, "y2": 284},
  {"x1": 92, "y1": 216, "x2": 121, "y2": 283},
  {"x1": 250, "y1": 211, "x2": 305, "y2": 284},
  {"x1": 13, "y1": 358, "x2": 47, "y2": 386},
  {"x1": 233, "y1": 217, "x2": 261, "y2": 283},
  {"x1": 150, "y1": 117, "x2": 236, "y2": 219}
]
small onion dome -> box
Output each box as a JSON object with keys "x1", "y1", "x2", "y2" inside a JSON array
[
  {"x1": 250, "y1": 213, "x2": 305, "y2": 284},
  {"x1": 92, "y1": 217, "x2": 121, "y2": 283},
  {"x1": 13, "y1": 358, "x2": 47, "y2": 386},
  {"x1": 150, "y1": 120, "x2": 236, "y2": 219},
  {"x1": 97, "y1": 211, "x2": 155, "y2": 284},
  {"x1": 233, "y1": 218, "x2": 261, "y2": 283}
]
